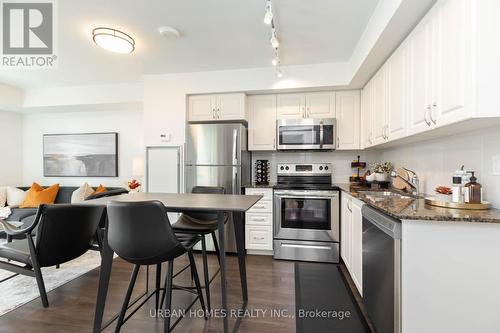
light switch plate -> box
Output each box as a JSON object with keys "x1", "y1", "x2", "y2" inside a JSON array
[{"x1": 492, "y1": 155, "x2": 500, "y2": 176}]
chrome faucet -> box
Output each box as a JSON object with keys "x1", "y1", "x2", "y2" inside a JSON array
[{"x1": 391, "y1": 168, "x2": 420, "y2": 197}]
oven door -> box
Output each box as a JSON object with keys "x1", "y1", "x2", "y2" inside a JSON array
[
  {"x1": 277, "y1": 118, "x2": 336, "y2": 150},
  {"x1": 274, "y1": 190, "x2": 339, "y2": 242}
]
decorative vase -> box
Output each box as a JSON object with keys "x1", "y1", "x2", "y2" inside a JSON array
[
  {"x1": 366, "y1": 173, "x2": 376, "y2": 182},
  {"x1": 374, "y1": 172, "x2": 388, "y2": 182}
]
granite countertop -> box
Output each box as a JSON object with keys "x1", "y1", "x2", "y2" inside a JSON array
[{"x1": 336, "y1": 183, "x2": 500, "y2": 224}]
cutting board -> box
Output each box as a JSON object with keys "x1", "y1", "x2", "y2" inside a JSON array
[{"x1": 392, "y1": 168, "x2": 410, "y2": 191}]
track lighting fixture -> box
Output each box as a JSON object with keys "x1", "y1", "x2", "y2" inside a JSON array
[
  {"x1": 270, "y1": 29, "x2": 279, "y2": 48},
  {"x1": 264, "y1": 0, "x2": 273, "y2": 25}
]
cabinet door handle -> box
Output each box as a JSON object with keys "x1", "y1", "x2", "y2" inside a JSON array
[
  {"x1": 347, "y1": 198, "x2": 353, "y2": 212},
  {"x1": 253, "y1": 236, "x2": 265, "y2": 240},
  {"x1": 307, "y1": 107, "x2": 311, "y2": 118},
  {"x1": 430, "y1": 103, "x2": 437, "y2": 125},
  {"x1": 302, "y1": 107, "x2": 306, "y2": 118},
  {"x1": 212, "y1": 108, "x2": 216, "y2": 119},
  {"x1": 252, "y1": 218, "x2": 266, "y2": 222},
  {"x1": 424, "y1": 106, "x2": 432, "y2": 126}
]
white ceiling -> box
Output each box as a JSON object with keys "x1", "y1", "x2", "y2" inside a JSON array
[{"x1": 0, "y1": 0, "x2": 379, "y2": 89}]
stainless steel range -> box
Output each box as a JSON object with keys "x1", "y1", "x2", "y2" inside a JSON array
[{"x1": 273, "y1": 163, "x2": 340, "y2": 263}]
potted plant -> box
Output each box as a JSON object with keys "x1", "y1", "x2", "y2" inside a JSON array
[
  {"x1": 372, "y1": 162, "x2": 394, "y2": 182},
  {"x1": 126, "y1": 179, "x2": 142, "y2": 193}
]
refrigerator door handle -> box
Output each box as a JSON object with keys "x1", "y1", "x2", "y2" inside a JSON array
[
  {"x1": 232, "y1": 129, "x2": 238, "y2": 165},
  {"x1": 232, "y1": 167, "x2": 238, "y2": 195}
]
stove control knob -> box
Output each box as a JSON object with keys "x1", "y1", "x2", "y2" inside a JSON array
[
  {"x1": 319, "y1": 166, "x2": 323, "y2": 170},
  {"x1": 325, "y1": 166, "x2": 329, "y2": 170},
  {"x1": 280, "y1": 166, "x2": 284, "y2": 171},
  {"x1": 285, "y1": 166, "x2": 290, "y2": 171}
]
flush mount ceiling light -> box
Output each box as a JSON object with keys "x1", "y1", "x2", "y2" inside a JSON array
[
  {"x1": 264, "y1": 0, "x2": 273, "y2": 25},
  {"x1": 92, "y1": 27, "x2": 135, "y2": 54}
]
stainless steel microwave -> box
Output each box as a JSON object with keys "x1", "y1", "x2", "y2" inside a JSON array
[{"x1": 276, "y1": 118, "x2": 336, "y2": 150}]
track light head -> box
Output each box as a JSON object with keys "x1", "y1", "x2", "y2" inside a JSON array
[
  {"x1": 270, "y1": 30, "x2": 279, "y2": 48},
  {"x1": 264, "y1": 0, "x2": 273, "y2": 25}
]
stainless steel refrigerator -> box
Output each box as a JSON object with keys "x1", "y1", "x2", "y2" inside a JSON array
[{"x1": 185, "y1": 123, "x2": 250, "y2": 253}]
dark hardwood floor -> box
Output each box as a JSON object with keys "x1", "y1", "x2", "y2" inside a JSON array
[{"x1": 0, "y1": 254, "x2": 373, "y2": 333}]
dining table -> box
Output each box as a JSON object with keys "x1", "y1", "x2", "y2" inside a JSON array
[{"x1": 82, "y1": 192, "x2": 262, "y2": 333}]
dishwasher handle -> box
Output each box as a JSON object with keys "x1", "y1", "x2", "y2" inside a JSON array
[{"x1": 362, "y1": 205, "x2": 401, "y2": 239}]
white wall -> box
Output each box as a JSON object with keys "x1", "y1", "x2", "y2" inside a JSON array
[
  {"x1": 0, "y1": 111, "x2": 23, "y2": 186},
  {"x1": 252, "y1": 150, "x2": 382, "y2": 184},
  {"x1": 22, "y1": 109, "x2": 144, "y2": 187},
  {"x1": 381, "y1": 126, "x2": 500, "y2": 208}
]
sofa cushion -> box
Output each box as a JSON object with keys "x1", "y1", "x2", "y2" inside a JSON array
[
  {"x1": 20, "y1": 183, "x2": 60, "y2": 208},
  {"x1": 71, "y1": 183, "x2": 94, "y2": 203},
  {"x1": 0, "y1": 187, "x2": 6, "y2": 208},
  {"x1": 6, "y1": 187, "x2": 27, "y2": 206},
  {"x1": 6, "y1": 207, "x2": 38, "y2": 222}
]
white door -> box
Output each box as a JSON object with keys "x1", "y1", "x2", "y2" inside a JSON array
[
  {"x1": 408, "y1": 17, "x2": 433, "y2": 135},
  {"x1": 372, "y1": 69, "x2": 388, "y2": 145},
  {"x1": 434, "y1": 0, "x2": 469, "y2": 127},
  {"x1": 188, "y1": 95, "x2": 216, "y2": 122},
  {"x1": 217, "y1": 93, "x2": 246, "y2": 121},
  {"x1": 248, "y1": 95, "x2": 277, "y2": 151},
  {"x1": 351, "y1": 199, "x2": 363, "y2": 295},
  {"x1": 336, "y1": 91, "x2": 360, "y2": 150},
  {"x1": 387, "y1": 44, "x2": 408, "y2": 141},
  {"x1": 277, "y1": 93, "x2": 306, "y2": 119},
  {"x1": 306, "y1": 92, "x2": 335, "y2": 118}
]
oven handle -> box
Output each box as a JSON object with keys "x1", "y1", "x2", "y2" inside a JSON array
[
  {"x1": 319, "y1": 120, "x2": 324, "y2": 149},
  {"x1": 276, "y1": 194, "x2": 336, "y2": 199},
  {"x1": 274, "y1": 190, "x2": 339, "y2": 197},
  {"x1": 281, "y1": 243, "x2": 332, "y2": 250}
]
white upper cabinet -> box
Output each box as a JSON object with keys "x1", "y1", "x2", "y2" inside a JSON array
[
  {"x1": 363, "y1": 0, "x2": 474, "y2": 146},
  {"x1": 277, "y1": 92, "x2": 335, "y2": 119},
  {"x1": 434, "y1": 0, "x2": 469, "y2": 126},
  {"x1": 336, "y1": 91, "x2": 360, "y2": 150},
  {"x1": 372, "y1": 69, "x2": 388, "y2": 145},
  {"x1": 361, "y1": 80, "x2": 374, "y2": 148},
  {"x1": 248, "y1": 95, "x2": 277, "y2": 151},
  {"x1": 387, "y1": 43, "x2": 408, "y2": 141},
  {"x1": 188, "y1": 95, "x2": 216, "y2": 122},
  {"x1": 188, "y1": 93, "x2": 246, "y2": 122},
  {"x1": 306, "y1": 92, "x2": 336, "y2": 118},
  {"x1": 408, "y1": 14, "x2": 434, "y2": 136},
  {"x1": 277, "y1": 93, "x2": 306, "y2": 119}
]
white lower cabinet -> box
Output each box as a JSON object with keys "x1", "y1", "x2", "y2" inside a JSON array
[
  {"x1": 245, "y1": 187, "x2": 273, "y2": 253},
  {"x1": 341, "y1": 192, "x2": 364, "y2": 295}
]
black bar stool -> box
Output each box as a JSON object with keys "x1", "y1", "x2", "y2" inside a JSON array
[
  {"x1": 107, "y1": 200, "x2": 206, "y2": 333},
  {"x1": 171, "y1": 186, "x2": 227, "y2": 311}
]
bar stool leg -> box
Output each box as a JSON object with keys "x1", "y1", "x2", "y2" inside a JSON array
[
  {"x1": 211, "y1": 231, "x2": 221, "y2": 265},
  {"x1": 155, "y1": 263, "x2": 162, "y2": 311},
  {"x1": 115, "y1": 264, "x2": 140, "y2": 333},
  {"x1": 201, "y1": 235, "x2": 211, "y2": 311},
  {"x1": 188, "y1": 251, "x2": 207, "y2": 319},
  {"x1": 163, "y1": 260, "x2": 174, "y2": 333}
]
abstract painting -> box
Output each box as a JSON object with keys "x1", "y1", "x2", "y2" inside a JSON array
[{"x1": 43, "y1": 133, "x2": 118, "y2": 177}]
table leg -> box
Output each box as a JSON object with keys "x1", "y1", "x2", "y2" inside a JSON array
[
  {"x1": 93, "y1": 225, "x2": 114, "y2": 333},
  {"x1": 218, "y1": 211, "x2": 228, "y2": 333},
  {"x1": 233, "y1": 212, "x2": 248, "y2": 302}
]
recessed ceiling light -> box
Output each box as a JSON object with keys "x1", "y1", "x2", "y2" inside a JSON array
[
  {"x1": 158, "y1": 26, "x2": 181, "y2": 38},
  {"x1": 92, "y1": 27, "x2": 135, "y2": 54}
]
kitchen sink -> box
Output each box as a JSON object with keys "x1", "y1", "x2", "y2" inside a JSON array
[{"x1": 358, "y1": 190, "x2": 414, "y2": 200}]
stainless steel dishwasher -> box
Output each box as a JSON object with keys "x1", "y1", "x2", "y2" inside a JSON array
[{"x1": 362, "y1": 205, "x2": 401, "y2": 333}]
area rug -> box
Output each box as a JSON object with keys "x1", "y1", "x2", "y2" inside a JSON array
[
  {"x1": 295, "y1": 262, "x2": 370, "y2": 333},
  {"x1": 0, "y1": 241, "x2": 102, "y2": 316}
]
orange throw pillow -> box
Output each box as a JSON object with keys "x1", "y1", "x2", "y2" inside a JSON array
[
  {"x1": 93, "y1": 184, "x2": 107, "y2": 194},
  {"x1": 20, "y1": 183, "x2": 60, "y2": 208}
]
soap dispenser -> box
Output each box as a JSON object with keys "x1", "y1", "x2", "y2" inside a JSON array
[{"x1": 464, "y1": 172, "x2": 482, "y2": 204}]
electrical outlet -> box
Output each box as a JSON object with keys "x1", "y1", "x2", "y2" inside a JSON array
[{"x1": 492, "y1": 155, "x2": 500, "y2": 176}]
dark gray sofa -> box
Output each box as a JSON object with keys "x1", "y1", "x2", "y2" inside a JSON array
[{"x1": 3, "y1": 186, "x2": 127, "y2": 231}]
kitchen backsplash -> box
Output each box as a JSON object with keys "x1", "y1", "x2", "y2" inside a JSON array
[
  {"x1": 251, "y1": 150, "x2": 381, "y2": 184},
  {"x1": 381, "y1": 126, "x2": 500, "y2": 209}
]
